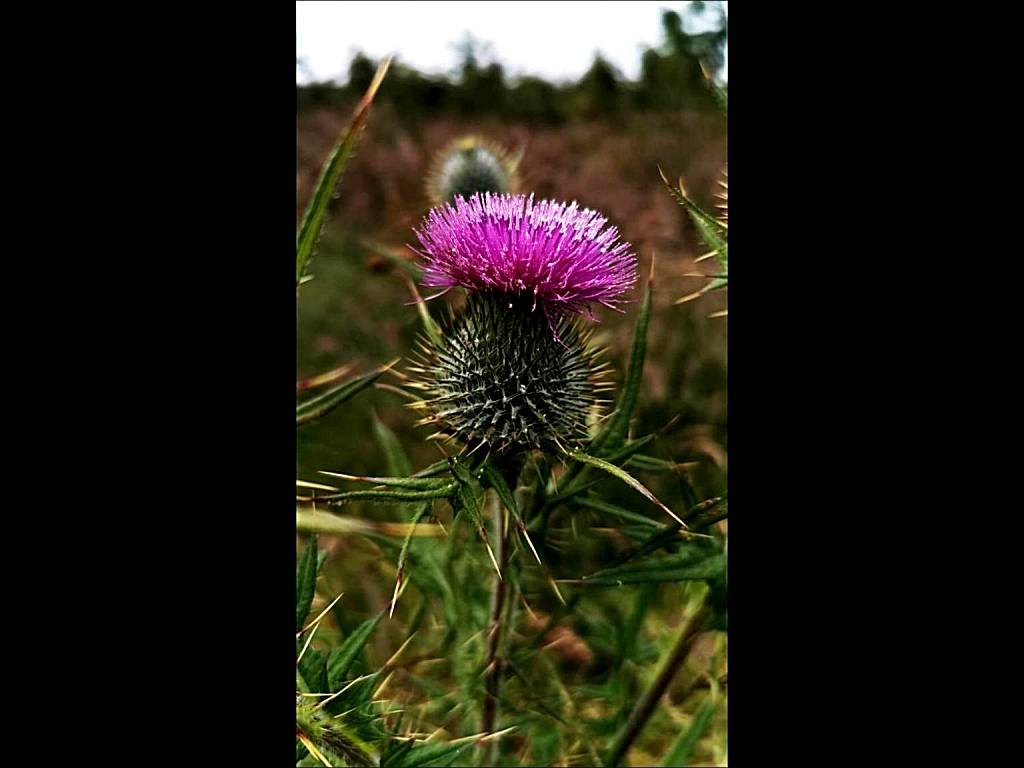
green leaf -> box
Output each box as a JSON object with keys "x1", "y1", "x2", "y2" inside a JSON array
[
  {"x1": 550, "y1": 417, "x2": 653, "y2": 512},
  {"x1": 296, "y1": 535, "x2": 318, "y2": 632},
  {"x1": 296, "y1": 363, "x2": 395, "y2": 427},
  {"x1": 660, "y1": 167, "x2": 728, "y2": 277},
  {"x1": 623, "y1": 453, "x2": 701, "y2": 509},
  {"x1": 575, "y1": 495, "x2": 660, "y2": 529},
  {"x1": 297, "y1": 57, "x2": 391, "y2": 289},
  {"x1": 567, "y1": 450, "x2": 684, "y2": 527},
  {"x1": 296, "y1": 508, "x2": 416, "y2": 536},
  {"x1": 446, "y1": 456, "x2": 477, "y2": 487},
  {"x1": 591, "y1": 282, "x2": 652, "y2": 455},
  {"x1": 297, "y1": 642, "x2": 328, "y2": 693},
  {"x1": 661, "y1": 167, "x2": 727, "y2": 236},
  {"x1": 455, "y1": 482, "x2": 485, "y2": 532},
  {"x1": 620, "y1": 583, "x2": 658, "y2": 662},
  {"x1": 706, "y1": 275, "x2": 728, "y2": 291},
  {"x1": 480, "y1": 463, "x2": 519, "y2": 520},
  {"x1": 381, "y1": 739, "x2": 415, "y2": 768},
  {"x1": 626, "y1": 453, "x2": 688, "y2": 472},
  {"x1": 385, "y1": 740, "x2": 475, "y2": 768},
  {"x1": 318, "y1": 474, "x2": 452, "y2": 490},
  {"x1": 297, "y1": 667, "x2": 312, "y2": 694},
  {"x1": 412, "y1": 459, "x2": 452, "y2": 478},
  {"x1": 606, "y1": 523, "x2": 689, "y2": 571},
  {"x1": 660, "y1": 699, "x2": 717, "y2": 767},
  {"x1": 372, "y1": 411, "x2": 412, "y2": 477},
  {"x1": 450, "y1": 462, "x2": 501, "y2": 573},
  {"x1": 691, "y1": 213, "x2": 728, "y2": 276},
  {"x1": 326, "y1": 613, "x2": 383, "y2": 691},
  {"x1": 391, "y1": 503, "x2": 432, "y2": 616},
  {"x1": 323, "y1": 485, "x2": 457, "y2": 505},
  {"x1": 581, "y1": 546, "x2": 725, "y2": 586},
  {"x1": 603, "y1": 434, "x2": 657, "y2": 466},
  {"x1": 684, "y1": 494, "x2": 728, "y2": 530}
]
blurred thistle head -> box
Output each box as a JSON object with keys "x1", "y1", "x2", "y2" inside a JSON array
[
  {"x1": 426, "y1": 136, "x2": 520, "y2": 206},
  {"x1": 407, "y1": 193, "x2": 635, "y2": 456},
  {"x1": 414, "y1": 192, "x2": 637, "y2": 324}
]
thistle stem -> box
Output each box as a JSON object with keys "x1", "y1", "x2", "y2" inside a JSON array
[
  {"x1": 481, "y1": 487, "x2": 511, "y2": 758},
  {"x1": 603, "y1": 600, "x2": 710, "y2": 767}
]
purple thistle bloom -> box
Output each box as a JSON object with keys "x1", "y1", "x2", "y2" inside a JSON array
[{"x1": 413, "y1": 193, "x2": 637, "y2": 321}]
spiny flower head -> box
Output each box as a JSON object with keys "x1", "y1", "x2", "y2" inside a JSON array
[
  {"x1": 414, "y1": 193, "x2": 637, "y2": 322},
  {"x1": 426, "y1": 135, "x2": 520, "y2": 206},
  {"x1": 408, "y1": 292, "x2": 610, "y2": 455}
]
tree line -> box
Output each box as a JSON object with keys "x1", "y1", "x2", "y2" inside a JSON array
[{"x1": 297, "y1": 7, "x2": 727, "y2": 122}]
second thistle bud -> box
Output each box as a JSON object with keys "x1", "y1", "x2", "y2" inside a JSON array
[{"x1": 426, "y1": 136, "x2": 520, "y2": 206}]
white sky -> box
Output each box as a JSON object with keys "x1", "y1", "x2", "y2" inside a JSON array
[{"x1": 296, "y1": 1, "x2": 726, "y2": 85}]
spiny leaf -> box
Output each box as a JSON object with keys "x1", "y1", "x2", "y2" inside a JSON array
[
  {"x1": 446, "y1": 456, "x2": 477, "y2": 487},
  {"x1": 605, "y1": 522, "x2": 691, "y2": 570},
  {"x1": 603, "y1": 434, "x2": 657, "y2": 465},
  {"x1": 318, "y1": 473, "x2": 451, "y2": 490},
  {"x1": 390, "y1": 503, "x2": 432, "y2": 618},
  {"x1": 480, "y1": 463, "x2": 519, "y2": 520},
  {"x1": 659, "y1": 167, "x2": 728, "y2": 280},
  {"x1": 685, "y1": 495, "x2": 729, "y2": 530},
  {"x1": 295, "y1": 733, "x2": 335, "y2": 768},
  {"x1": 372, "y1": 411, "x2": 413, "y2": 477},
  {"x1": 449, "y1": 459, "x2": 502, "y2": 577},
  {"x1": 590, "y1": 282, "x2": 652, "y2": 455},
  {"x1": 482, "y1": 462, "x2": 543, "y2": 565},
  {"x1": 660, "y1": 699, "x2": 717, "y2": 767},
  {"x1": 297, "y1": 56, "x2": 391, "y2": 288},
  {"x1": 659, "y1": 166, "x2": 727, "y2": 236},
  {"x1": 321, "y1": 485, "x2": 457, "y2": 504},
  {"x1": 381, "y1": 739, "x2": 415, "y2": 768},
  {"x1": 297, "y1": 642, "x2": 328, "y2": 694},
  {"x1": 296, "y1": 535, "x2": 319, "y2": 632},
  {"x1": 383, "y1": 738, "x2": 475, "y2": 768},
  {"x1": 459, "y1": 484, "x2": 501, "y2": 578},
  {"x1": 296, "y1": 361, "x2": 397, "y2": 426},
  {"x1": 297, "y1": 363, "x2": 356, "y2": 394},
  {"x1": 296, "y1": 508, "x2": 445, "y2": 538},
  {"x1": 625, "y1": 453, "x2": 697, "y2": 473},
  {"x1": 567, "y1": 450, "x2": 685, "y2": 527},
  {"x1": 327, "y1": 613, "x2": 384, "y2": 691},
  {"x1": 575, "y1": 495, "x2": 660, "y2": 529},
  {"x1": 297, "y1": 667, "x2": 312, "y2": 694},
  {"x1": 673, "y1": 278, "x2": 727, "y2": 306},
  {"x1": 580, "y1": 545, "x2": 725, "y2": 585},
  {"x1": 412, "y1": 459, "x2": 452, "y2": 478}
]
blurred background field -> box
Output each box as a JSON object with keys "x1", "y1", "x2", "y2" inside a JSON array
[{"x1": 297, "y1": 3, "x2": 727, "y2": 764}]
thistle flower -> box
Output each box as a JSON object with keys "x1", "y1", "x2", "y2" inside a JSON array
[
  {"x1": 408, "y1": 193, "x2": 635, "y2": 455},
  {"x1": 414, "y1": 192, "x2": 637, "y2": 323},
  {"x1": 425, "y1": 136, "x2": 520, "y2": 206}
]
